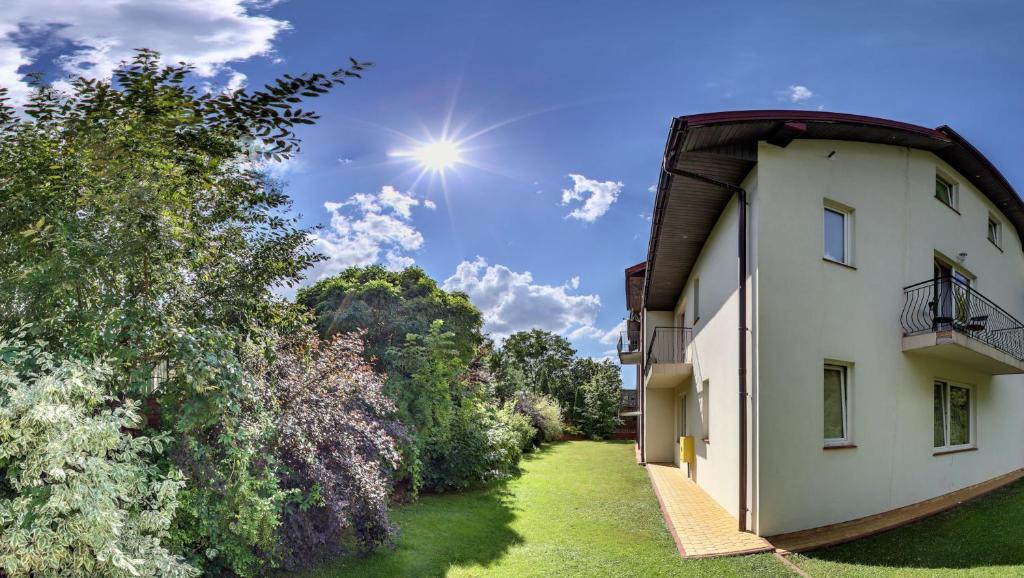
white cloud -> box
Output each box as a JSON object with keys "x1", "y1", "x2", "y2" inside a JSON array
[
  {"x1": 305, "y1": 186, "x2": 431, "y2": 283},
  {"x1": 568, "y1": 325, "x2": 603, "y2": 341},
  {"x1": 561, "y1": 173, "x2": 622, "y2": 222},
  {"x1": 378, "y1": 185, "x2": 420, "y2": 219},
  {"x1": 224, "y1": 70, "x2": 247, "y2": 93},
  {"x1": 443, "y1": 257, "x2": 602, "y2": 339},
  {"x1": 786, "y1": 85, "x2": 814, "y2": 103},
  {"x1": 568, "y1": 320, "x2": 624, "y2": 345},
  {"x1": 0, "y1": 0, "x2": 289, "y2": 102},
  {"x1": 423, "y1": 199, "x2": 437, "y2": 210},
  {"x1": 384, "y1": 251, "x2": 415, "y2": 271},
  {"x1": 599, "y1": 320, "x2": 625, "y2": 344},
  {"x1": 261, "y1": 155, "x2": 305, "y2": 179}
]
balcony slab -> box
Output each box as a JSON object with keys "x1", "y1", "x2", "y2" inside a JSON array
[
  {"x1": 646, "y1": 362, "x2": 693, "y2": 388},
  {"x1": 618, "y1": 350, "x2": 642, "y2": 365},
  {"x1": 902, "y1": 330, "x2": 1024, "y2": 375}
]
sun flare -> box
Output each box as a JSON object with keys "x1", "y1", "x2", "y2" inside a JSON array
[{"x1": 413, "y1": 139, "x2": 463, "y2": 171}]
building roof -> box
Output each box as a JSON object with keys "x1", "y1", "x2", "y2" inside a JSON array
[
  {"x1": 624, "y1": 261, "x2": 646, "y2": 313},
  {"x1": 643, "y1": 110, "x2": 1024, "y2": 310}
]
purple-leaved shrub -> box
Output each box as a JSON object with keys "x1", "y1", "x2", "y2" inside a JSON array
[{"x1": 249, "y1": 330, "x2": 404, "y2": 570}]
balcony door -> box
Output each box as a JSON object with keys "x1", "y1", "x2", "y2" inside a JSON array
[{"x1": 934, "y1": 259, "x2": 972, "y2": 329}]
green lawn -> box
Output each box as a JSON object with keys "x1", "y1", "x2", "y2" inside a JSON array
[
  {"x1": 791, "y1": 478, "x2": 1024, "y2": 577},
  {"x1": 308, "y1": 440, "x2": 793, "y2": 577}
]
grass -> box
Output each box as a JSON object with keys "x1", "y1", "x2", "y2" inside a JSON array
[
  {"x1": 790, "y1": 478, "x2": 1024, "y2": 577},
  {"x1": 307, "y1": 440, "x2": 794, "y2": 577}
]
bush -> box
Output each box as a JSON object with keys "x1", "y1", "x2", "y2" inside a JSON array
[
  {"x1": 420, "y1": 400, "x2": 489, "y2": 492},
  {"x1": 165, "y1": 340, "x2": 290, "y2": 578},
  {"x1": 495, "y1": 404, "x2": 536, "y2": 456},
  {"x1": 513, "y1": 392, "x2": 563, "y2": 446},
  {"x1": 250, "y1": 331, "x2": 404, "y2": 570},
  {"x1": 420, "y1": 399, "x2": 532, "y2": 492},
  {"x1": 562, "y1": 423, "x2": 583, "y2": 438},
  {"x1": 0, "y1": 341, "x2": 196, "y2": 578}
]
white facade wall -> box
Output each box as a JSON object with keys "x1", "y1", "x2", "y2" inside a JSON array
[
  {"x1": 754, "y1": 139, "x2": 1024, "y2": 535},
  {"x1": 641, "y1": 169, "x2": 758, "y2": 521}
]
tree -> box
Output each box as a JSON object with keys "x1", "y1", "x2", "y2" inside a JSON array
[
  {"x1": 297, "y1": 266, "x2": 483, "y2": 370},
  {"x1": 492, "y1": 330, "x2": 576, "y2": 405},
  {"x1": 578, "y1": 370, "x2": 623, "y2": 440},
  {"x1": 567, "y1": 357, "x2": 621, "y2": 424},
  {"x1": 0, "y1": 51, "x2": 370, "y2": 395},
  {"x1": 492, "y1": 332, "x2": 621, "y2": 435},
  {"x1": 386, "y1": 320, "x2": 467, "y2": 436},
  {"x1": 492, "y1": 361, "x2": 529, "y2": 404},
  {"x1": 0, "y1": 50, "x2": 372, "y2": 575}
]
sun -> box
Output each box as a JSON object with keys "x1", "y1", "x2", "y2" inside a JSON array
[{"x1": 413, "y1": 139, "x2": 463, "y2": 171}]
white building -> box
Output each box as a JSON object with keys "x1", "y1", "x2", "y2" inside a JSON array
[{"x1": 619, "y1": 110, "x2": 1024, "y2": 537}]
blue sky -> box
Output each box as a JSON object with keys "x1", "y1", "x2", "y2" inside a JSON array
[{"x1": 5, "y1": 0, "x2": 1024, "y2": 376}]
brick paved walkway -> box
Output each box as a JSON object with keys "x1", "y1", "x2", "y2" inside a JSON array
[{"x1": 646, "y1": 463, "x2": 773, "y2": 558}]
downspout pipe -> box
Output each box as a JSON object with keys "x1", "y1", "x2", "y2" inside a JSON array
[{"x1": 661, "y1": 133, "x2": 751, "y2": 533}]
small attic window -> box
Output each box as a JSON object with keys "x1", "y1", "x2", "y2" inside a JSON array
[
  {"x1": 988, "y1": 215, "x2": 1002, "y2": 249},
  {"x1": 935, "y1": 173, "x2": 958, "y2": 211}
]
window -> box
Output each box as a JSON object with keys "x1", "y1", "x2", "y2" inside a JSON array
[
  {"x1": 693, "y1": 278, "x2": 700, "y2": 322},
  {"x1": 824, "y1": 364, "x2": 851, "y2": 446},
  {"x1": 824, "y1": 204, "x2": 852, "y2": 265},
  {"x1": 700, "y1": 379, "x2": 710, "y2": 442},
  {"x1": 934, "y1": 380, "x2": 974, "y2": 451},
  {"x1": 988, "y1": 216, "x2": 1002, "y2": 249},
  {"x1": 935, "y1": 174, "x2": 958, "y2": 211}
]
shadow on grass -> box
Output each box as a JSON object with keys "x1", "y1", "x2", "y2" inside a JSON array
[
  {"x1": 799, "y1": 479, "x2": 1024, "y2": 571},
  {"x1": 309, "y1": 480, "x2": 523, "y2": 578}
]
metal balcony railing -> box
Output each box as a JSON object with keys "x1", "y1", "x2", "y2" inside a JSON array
[
  {"x1": 617, "y1": 330, "x2": 642, "y2": 356},
  {"x1": 901, "y1": 277, "x2": 1024, "y2": 361},
  {"x1": 646, "y1": 327, "x2": 692, "y2": 366}
]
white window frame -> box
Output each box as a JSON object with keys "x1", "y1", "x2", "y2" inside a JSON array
[
  {"x1": 935, "y1": 171, "x2": 959, "y2": 211},
  {"x1": 988, "y1": 214, "x2": 1003, "y2": 249},
  {"x1": 933, "y1": 379, "x2": 976, "y2": 453},
  {"x1": 823, "y1": 200, "x2": 854, "y2": 266},
  {"x1": 823, "y1": 362, "x2": 853, "y2": 447}
]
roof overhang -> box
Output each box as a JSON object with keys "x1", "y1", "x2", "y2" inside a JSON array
[
  {"x1": 624, "y1": 261, "x2": 646, "y2": 313},
  {"x1": 642, "y1": 110, "x2": 1024, "y2": 311}
]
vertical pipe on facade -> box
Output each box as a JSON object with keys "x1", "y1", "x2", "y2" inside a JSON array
[
  {"x1": 661, "y1": 125, "x2": 750, "y2": 532},
  {"x1": 737, "y1": 187, "x2": 748, "y2": 532}
]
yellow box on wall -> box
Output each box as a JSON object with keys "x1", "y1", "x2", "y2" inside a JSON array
[{"x1": 680, "y1": 436, "x2": 695, "y2": 464}]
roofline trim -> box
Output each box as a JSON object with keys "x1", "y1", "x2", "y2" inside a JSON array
[{"x1": 678, "y1": 110, "x2": 953, "y2": 142}]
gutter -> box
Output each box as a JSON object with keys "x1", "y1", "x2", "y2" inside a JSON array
[{"x1": 660, "y1": 126, "x2": 751, "y2": 533}]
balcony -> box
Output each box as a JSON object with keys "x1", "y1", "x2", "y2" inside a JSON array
[
  {"x1": 645, "y1": 326, "x2": 693, "y2": 388},
  {"x1": 617, "y1": 330, "x2": 642, "y2": 364},
  {"x1": 901, "y1": 277, "x2": 1024, "y2": 374}
]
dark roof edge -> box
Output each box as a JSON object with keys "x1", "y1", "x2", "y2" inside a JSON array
[
  {"x1": 936, "y1": 124, "x2": 1024, "y2": 223},
  {"x1": 640, "y1": 117, "x2": 685, "y2": 313},
  {"x1": 680, "y1": 109, "x2": 952, "y2": 142}
]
